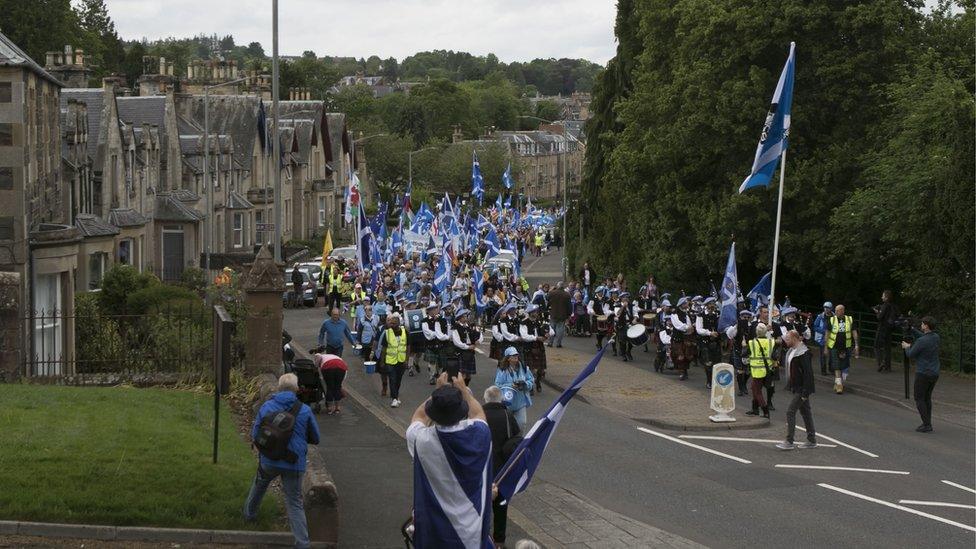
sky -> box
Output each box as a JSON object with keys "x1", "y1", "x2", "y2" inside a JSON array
[{"x1": 104, "y1": 0, "x2": 618, "y2": 65}]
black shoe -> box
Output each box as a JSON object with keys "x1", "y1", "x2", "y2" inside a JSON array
[
  {"x1": 679, "y1": 373, "x2": 688, "y2": 381},
  {"x1": 916, "y1": 424, "x2": 933, "y2": 433},
  {"x1": 877, "y1": 366, "x2": 884, "y2": 372},
  {"x1": 745, "y1": 410, "x2": 759, "y2": 416},
  {"x1": 768, "y1": 404, "x2": 775, "y2": 411},
  {"x1": 621, "y1": 356, "x2": 628, "y2": 362}
]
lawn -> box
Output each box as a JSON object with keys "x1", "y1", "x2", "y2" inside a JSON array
[{"x1": 0, "y1": 384, "x2": 283, "y2": 530}]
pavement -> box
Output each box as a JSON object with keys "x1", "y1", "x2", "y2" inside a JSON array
[{"x1": 278, "y1": 248, "x2": 975, "y2": 548}]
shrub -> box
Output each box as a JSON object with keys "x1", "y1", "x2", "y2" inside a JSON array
[
  {"x1": 126, "y1": 285, "x2": 204, "y2": 316},
  {"x1": 98, "y1": 265, "x2": 157, "y2": 316},
  {"x1": 74, "y1": 293, "x2": 127, "y2": 372},
  {"x1": 179, "y1": 267, "x2": 208, "y2": 294}
]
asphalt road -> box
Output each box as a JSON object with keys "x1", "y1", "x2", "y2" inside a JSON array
[{"x1": 284, "y1": 252, "x2": 975, "y2": 547}]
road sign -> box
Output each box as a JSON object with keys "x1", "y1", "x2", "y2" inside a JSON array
[
  {"x1": 709, "y1": 362, "x2": 737, "y2": 423},
  {"x1": 256, "y1": 223, "x2": 275, "y2": 231}
]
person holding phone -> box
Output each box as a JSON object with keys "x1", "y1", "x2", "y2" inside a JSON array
[{"x1": 493, "y1": 346, "x2": 535, "y2": 430}]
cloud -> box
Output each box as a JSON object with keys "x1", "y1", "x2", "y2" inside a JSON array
[{"x1": 105, "y1": 0, "x2": 617, "y2": 64}]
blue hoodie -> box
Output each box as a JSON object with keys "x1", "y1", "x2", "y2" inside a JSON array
[
  {"x1": 494, "y1": 362, "x2": 535, "y2": 412},
  {"x1": 251, "y1": 391, "x2": 320, "y2": 472}
]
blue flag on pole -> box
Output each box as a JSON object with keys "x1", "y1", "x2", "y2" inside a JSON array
[
  {"x1": 484, "y1": 227, "x2": 500, "y2": 260},
  {"x1": 433, "y1": 253, "x2": 449, "y2": 296},
  {"x1": 740, "y1": 42, "x2": 796, "y2": 194},
  {"x1": 717, "y1": 243, "x2": 739, "y2": 332},
  {"x1": 471, "y1": 152, "x2": 484, "y2": 204},
  {"x1": 473, "y1": 267, "x2": 486, "y2": 315},
  {"x1": 502, "y1": 162, "x2": 514, "y2": 190},
  {"x1": 747, "y1": 272, "x2": 772, "y2": 311},
  {"x1": 494, "y1": 346, "x2": 608, "y2": 504},
  {"x1": 357, "y1": 202, "x2": 371, "y2": 270}
]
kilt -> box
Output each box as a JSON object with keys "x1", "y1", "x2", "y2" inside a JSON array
[
  {"x1": 522, "y1": 341, "x2": 547, "y2": 373},
  {"x1": 672, "y1": 339, "x2": 697, "y2": 368},
  {"x1": 423, "y1": 342, "x2": 441, "y2": 365},
  {"x1": 458, "y1": 349, "x2": 477, "y2": 375},
  {"x1": 489, "y1": 338, "x2": 502, "y2": 360}
]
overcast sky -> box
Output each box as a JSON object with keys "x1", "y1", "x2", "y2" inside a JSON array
[{"x1": 104, "y1": 0, "x2": 618, "y2": 64}]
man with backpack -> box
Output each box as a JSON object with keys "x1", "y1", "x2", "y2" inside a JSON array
[{"x1": 244, "y1": 373, "x2": 321, "y2": 549}]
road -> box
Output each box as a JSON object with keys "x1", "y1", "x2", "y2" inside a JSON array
[{"x1": 284, "y1": 250, "x2": 975, "y2": 548}]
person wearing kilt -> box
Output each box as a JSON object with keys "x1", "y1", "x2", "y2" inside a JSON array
[
  {"x1": 489, "y1": 303, "x2": 516, "y2": 361},
  {"x1": 669, "y1": 297, "x2": 698, "y2": 381},
  {"x1": 697, "y1": 297, "x2": 723, "y2": 389},
  {"x1": 615, "y1": 294, "x2": 636, "y2": 362},
  {"x1": 450, "y1": 309, "x2": 482, "y2": 385},
  {"x1": 519, "y1": 304, "x2": 551, "y2": 394},
  {"x1": 421, "y1": 303, "x2": 450, "y2": 385}
]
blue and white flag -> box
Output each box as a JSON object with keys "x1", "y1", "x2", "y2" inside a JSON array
[
  {"x1": 484, "y1": 227, "x2": 500, "y2": 260},
  {"x1": 740, "y1": 42, "x2": 796, "y2": 194},
  {"x1": 357, "y1": 202, "x2": 371, "y2": 270},
  {"x1": 717, "y1": 243, "x2": 739, "y2": 332},
  {"x1": 504, "y1": 194, "x2": 512, "y2": 209},
  {"x1": 747, "y1": 271, "x2": 772, "y2": 311},
  {"x1": 433, "y1": 253, "x2": 450, "y2": 296},
  {"x1": 494, "y1": 194, "x2": 503, "y2": 211},
  {"x1": 410, "y1": 420, "x2": 493, "y2": 548},
  {"x1": 471, "y1": 152, "x2": 484, "y2": 204},
  {"x1": 473, "y1": 267, "x2": 486, "y2": 315},
  {"x1": 502, "y1": 162, "x2": 514, "y2": 190},
  {"x1": 476, "y1": 214, "x2": 492, "y2": 231},
  {"x1": 441, "y1": 193, "x2": 456, "y2": 223},
  {"x1": 494, "y1": 346, "x2": 608, "y2": 504}
]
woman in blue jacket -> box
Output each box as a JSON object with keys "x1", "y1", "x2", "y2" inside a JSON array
[{"x1": 494, "y1": 346, "x2": 535, "y2": 429}]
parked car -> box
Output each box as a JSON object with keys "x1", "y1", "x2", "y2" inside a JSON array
[
  {"x1": 283, "y1": 269, "x2": 317, "y2": 307},
  {"x1": 327, "y1": 245, "x2": 358, "y2": 262},
  {"x1": 297, "y1": 262, "x2": 324, "y2": 294}
]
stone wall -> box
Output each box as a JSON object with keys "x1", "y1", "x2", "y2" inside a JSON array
[{"x1": 0, "y1": 271, "x2": 21, "y2": 381}]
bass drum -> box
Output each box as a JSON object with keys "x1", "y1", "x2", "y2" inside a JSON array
[{"x1": 627, "y1": 324, "x2": 649, "y2": 346}]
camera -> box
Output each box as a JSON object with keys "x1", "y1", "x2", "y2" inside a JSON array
[{"x1": 894, "y1": 315, "x2": 917, "y2": 341}]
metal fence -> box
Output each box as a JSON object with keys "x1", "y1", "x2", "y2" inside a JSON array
[
  {"x1": 22, "y1": 305, "x2": 215, "y2": 384},
  {"x1": 796, "y1": 303, "x2": 974, "y2": 374}
]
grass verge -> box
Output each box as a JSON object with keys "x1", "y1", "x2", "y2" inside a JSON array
[{"x1": 0, "y1": 384, "x2": 283, "y2": 530}]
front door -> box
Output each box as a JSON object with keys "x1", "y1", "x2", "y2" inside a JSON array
[{"x1": 162, "y1": 228, "x2": 185, "y2": 282}]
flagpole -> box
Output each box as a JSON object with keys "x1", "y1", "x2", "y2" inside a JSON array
[{"x1": 768, "y1": 150, "x2": 786, "y2": 326}]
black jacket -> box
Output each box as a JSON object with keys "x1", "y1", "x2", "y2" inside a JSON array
[
  {"x1": 483, "y1": 402, "x2": 521, "y2": 475},
  {"x1": 787, "y1": 345, "x2": 816, "y2": 397}
]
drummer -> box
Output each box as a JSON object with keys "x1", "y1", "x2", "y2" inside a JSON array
[
  {"x1": 450, "y1": 309, "x2": 481, "y2": 386},
  {"x1": 670, "y1": 297, "x2": 697, "y2": 381},
  {"x1": 615, "y1": 293, "x2": 636, "y2": 362},
  {"x1": 588, "y1": 287, "x2": 612, "y2": 352},
  {"x1": 519, "y1": 304, "x2": 551, "y2": 394},
  {"x1": 655, "y1": 317, "x2": 674, "y2": 373}
]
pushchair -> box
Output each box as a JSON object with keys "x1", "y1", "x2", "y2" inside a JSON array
[{"x1": 287, "y1": 357, "x2": 325, "y2": 413}]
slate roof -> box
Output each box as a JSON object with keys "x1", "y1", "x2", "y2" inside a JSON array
[
  {"x1": 155, "y1": 193, "x2": 203, "y2": 222},
  {"x1": 75, "y1": 213, "x2": 119, "y2": 237},
  {"x1": 324, "y1": 113, "x2": 348, "y2": 166},
  {"x1": 185, "y1": 95, "x2": 262, "y2": 171},
  {"x1": 171, "y1": 188, "x2": 200, "y2": 202},
  {"x1": 61, "y1": 89, "x2": 106, "y2": 160},
  {"x1": 279, "y1": 119, "x2": 314, "y2": 163},
  {"x1": 0, "y1": 31, "x2": 63, "y2": 86},
  {"x1": 116, "y1": 96, "x2": 166, "y2": 133},
  {"x1": 226, "y1": 191, "x2": 254, "y2": 210},
  {"x1": 108, "y1": 208, "x2": 148, "y2": 227}
]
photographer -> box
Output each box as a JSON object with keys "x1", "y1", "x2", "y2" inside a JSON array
[
  {"x1": 901, "y1": 316, "x2": 940, "y2": 433},
  {"x1": 873, "y1": 290, "x2": 897, "y2": 372}
]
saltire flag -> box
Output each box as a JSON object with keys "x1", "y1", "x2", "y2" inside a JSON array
[
  {"x1": 740, "y1": 42, "x2": 796, "y2": 194},
  {"x1": 433, "y1": 252, "x2": 450, "y2": 295},
  {"x1": 747, "y1": 271, "x2": 772, "y2": 311},
  {"x1": 319, "y1": 229, "x2": 333, "y2": 269},
  {"x1": 471, "y1": 151, "x2": 485, "y2": 204},
  {"x1": 390, "y1": 229, "x2": 403, "y2": 256},
  {"x1": 484, "y1": 227, "x2": 500, "y2": 260},
  {"x1": 473, "y1": 267, "x2": 486, "y2": 315},
  {"x1": 356, "y1": 201, "x2": 372, "y2": 270},
  {"x1": 369, "y1": 264, "x2": 380, "y2": 294},
  {"x1": 504, "y1": 194, "x2": 512, "y2": 209},
  {"x1": 495, "y1": 193, "x2": 503, "y2": 212},
  {"x1": 494, "y1": 346, "x2": 608, "y2": 504},
  {"x1": 502, "y1": 162, "x2": 514, "y2": 190},
  {"x1": 441, "y1": 193, "x2": 456, "y2": 223},
  {"x1": 511, "y1": 209, "x2": 520, "y2": 229},
  {"x1": 477, "y1": 214, "x2": 492, "y2": 231},
  {"x1": 717, "y1": 243, "x2": 740, "y2": 332}
]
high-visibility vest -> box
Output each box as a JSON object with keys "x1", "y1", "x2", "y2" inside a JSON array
[
  {"x1": 385, "y1": 328, "x2": 407, "y2": 364},
  {"x1": 327, "y1": 268, "x2": 343, "y2": 292},
  {"x1": 748, "y1": 338, "x2": 772, "y2": 379},
  {"x1": 535, "y1": 234, "x2": 544, "y2": 246},
  {"x1": 349, "y1": 290, "x2": 366, "y2": 316},
  {"x1": 826, "y1": 315, "x2": 854, "y2": 349}
]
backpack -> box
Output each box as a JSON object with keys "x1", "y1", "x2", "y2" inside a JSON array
[{"x1": 254, "y1": 401, "x2": 303, "y2": 463}]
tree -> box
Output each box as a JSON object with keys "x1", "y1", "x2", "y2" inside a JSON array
[
  {"x1": 245, "y1": 41, "x2": 265, "y2": 59},
  {"x1": 76, "y1": 0, "x2": 125, "y2": 78},
  {"x1": 121, "y1": 41, "x2": 147, "y2": 86},
  {"x1": 0, "y1": 0, "x2": 83, "y2": 65},
  {"x1": 533, "y1": 100, "x2": 562, "y2": 123}
]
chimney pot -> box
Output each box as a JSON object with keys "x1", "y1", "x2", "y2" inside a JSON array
[
  {"x1": 64, "y1": 44, "x2": 72, "y2": 56},
  {"x1": 159, "y1": 56, "x2": 166, "y2": 75},
  {"x1": 75, "y1": 48, "x2": 84, "y2": 65}
]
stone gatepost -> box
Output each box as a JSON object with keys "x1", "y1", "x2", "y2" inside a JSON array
[
  {"x1": 241, "y1": 246, "x2": 285, "y2": 377},
  {"x1": 0, "y1": 272, "x2": 21, "y2": 382}
]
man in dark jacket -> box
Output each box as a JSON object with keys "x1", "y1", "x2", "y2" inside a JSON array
[
  {"x1": 547, "y1": 282, "x2": 572, "y2": 348},
  {"x1": 483, "y1": 385, "x2": 521, "y2": 548},
  {"x1": 244, "y1": 373, "x2": 321, "y2": 549},
  {"x1": 902, "y1": 316, "x2": 941, "y2": 432},
  {"x1": 777, "y1": 330, "x2": 817, "y2": 450},
  {"x1": 873, "y1": 290, "x2": 897, "y2": 371}
]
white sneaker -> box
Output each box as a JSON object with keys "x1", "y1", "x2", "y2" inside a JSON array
[
  {"x1": 775, "y1": 441, "x2": 796, "y2": 451},
  {"x1": 798, "y1": 441, "x2": 818, "y2": 449},
  {"x1": 391, "y1": 399, "x2": 400, "y2": 408}
]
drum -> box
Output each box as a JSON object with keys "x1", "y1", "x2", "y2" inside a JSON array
[
  {"x1": 596, "y1": 315, "x2": 610, "y2": 332},
  {"x1": 642, "y1": 313, "x2": 655, "y2": 327},
  {"x1": 627, "y1": 324, "x2": 649, "y2": 346},
  {"x1": 363, "y1": 361, "x2": 377, "y2": 374}
]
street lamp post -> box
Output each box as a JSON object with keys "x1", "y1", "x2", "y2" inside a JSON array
[
  {"x1": 203, "y1": 75, "x2": 254, "y2": 277},
  {"x1": 272, "y1": 0, "x2": 282, "y2": 263}
]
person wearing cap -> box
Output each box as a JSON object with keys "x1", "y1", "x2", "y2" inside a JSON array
[
  {"x1": 655, "y1": 317, "x2": 674, "y2": 372},
  {"x1": 826, "y1": 304, "x2": 860, "y2": 394},
  {"x1": 406, "y1": 373, "x2": 491, "y2": 548},
  {"x1": 422, "y1": 303, "x2": 449, "y2": 385},
  {"x1": 489, "y1": 303, "x2": 511, "y2": 361},
  {"x1": 725, "y1": 309, "x2": 755, "y2": 395},
  {"x1": 519, "y1": 304, "x2": 551, "y2": 393},
  {"x1": 615, "y1": 294, "x2": 636, "y2": 362},
  {"x1": 697, "y1": 297, "x2": 722, "y2": 389},
  {"x1": 587, "y1": 288, "x2": 611, "y2": 351},
  {"x1": 813, "y1": 302, "x2": 834, "y2": 375},
  {"x1": 494, "y1": 346, "x2": 536, "y2": 430},
  {"x1": 450, "y1": 309, "x2": 482, "y2": 386},
  {"x1": 375, "y1": 313, "x2": 410, "y2": 408},
  {"x1": 743, "y1": 322, "x2": 772, "y2": 418},
  {"x1": 669, "y1": 297, "x2": 698, "y2": 381}
]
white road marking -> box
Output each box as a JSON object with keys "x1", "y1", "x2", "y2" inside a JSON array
[
  {"x1": 796, "y1": 426, "x2": 878, "y2": 458},
  {"x1": 943, "y1": 480, "x2": 976, "y2": 495},
  {"x1": 819, "y1": 483, "x2": 976, "y2": 533},
  {"x1": 678, "y1": 435, "x2": 837, "y2": 447},
  {"x1": 776, "y1": 464, "x2": 909, "y2": 475},
  {"x1": 899, "y1": 500, "x2": 976, "y2": 510},
  {"x1": 637, "y1": 427, "x2": 752, "y2": 464}
]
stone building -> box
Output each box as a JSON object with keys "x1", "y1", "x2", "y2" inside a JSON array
[
  {"x1": 0, "y1": 31, "x2": 81, "y2": 376},
  {"x1": 44, "y1": 45, "x2": 93, "y2": 88},
  {"x1": 496, "y1": 127, "x2": 584, "y2": 203}
]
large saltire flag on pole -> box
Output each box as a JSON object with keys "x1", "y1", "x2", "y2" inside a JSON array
[
  {"x1": 357, "y1": 201, "x2": 371, "y2": 271},
  {"x1": 739, "y1": 42, "x2": 796, "y2": 194},
  {"x1": 494, "y1": 346, "x2": 608, "y2": 504},
  {"x1": 473, "y1": 267, "x2": 486, "y2": 316},
  {"x1": 717, "y1": 243, "x2": 739, "y2": 332},
  {"x1": 502, "y1": 162, "x2": 514, "y2": 190},
  {"x1": 471, "y1": 151, "x2": 484, "y2": 205}
]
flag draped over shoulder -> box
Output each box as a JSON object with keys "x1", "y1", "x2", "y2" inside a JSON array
[
  {"x1": 740, "y1": 42, "x2": 796, "y2": 194},
  {"x1": 494, "y1": 346, "x2": 607, "y2": 505},
  {"x1": 717, "y1": 243, "x2": 739, "y2": 332}
]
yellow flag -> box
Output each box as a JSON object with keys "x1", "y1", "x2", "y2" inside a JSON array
[{"x1": 320, "y1": 229, "x2": 333, "y2": 269}]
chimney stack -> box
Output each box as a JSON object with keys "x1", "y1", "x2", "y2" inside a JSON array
[{"x1": 74, "y1": 48, "x2": 84, "y2": 66}]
